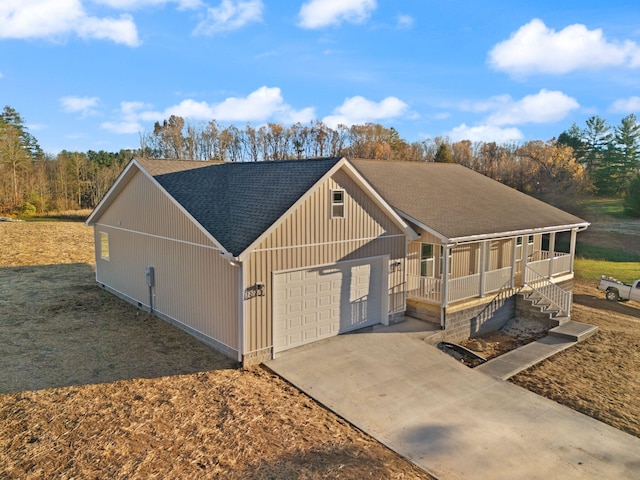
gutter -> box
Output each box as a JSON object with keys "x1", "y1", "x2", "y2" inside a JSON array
[{"x1": 447, "y1": 222, "x2": 591, "y2": 245}]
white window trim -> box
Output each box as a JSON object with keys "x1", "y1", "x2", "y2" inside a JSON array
[
  {"x1": 100, "y1": 231, "x2": 110, "y2": 261},
  {"x1": 331, "y1": 189, "x2": 345, "y2": 218},
  {"x1": 420, "y1": 243, "x2": 434, "y2": 277}
]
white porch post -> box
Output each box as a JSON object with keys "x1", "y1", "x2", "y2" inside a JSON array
[
  {"x1": 522, "y1": 236, "x2": 529, "y2": 283},
  {"x1": 442, "y1": 245, "x2": 450, "y2": 309},
  {"x1": 479, "y1": 240, "x2": 488, "y2": 297},
  {"x1": 548, "y1": 232, "x2": 556, "y2": 278},
  {"x1": 510, "y1": 237, "x2": 518, "y2": 288},
  {"x1": 569, "y1": 229, "x2": 577, "y2": 274}
]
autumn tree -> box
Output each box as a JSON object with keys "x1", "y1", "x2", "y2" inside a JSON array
[{"x1": 433, "y1": 143, "x2": 454, "y2": 163}]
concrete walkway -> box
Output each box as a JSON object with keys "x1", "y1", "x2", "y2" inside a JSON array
[
  {"x1": 476, "y1": 320, "x2": 599, "y2": 380},
  {"x1": 267, "y1": 327, "x2": 640, "y2": 480}
]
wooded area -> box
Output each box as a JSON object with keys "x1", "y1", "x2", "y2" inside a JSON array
[{"x1": 1, "y1": 105, "x2": 639, "y2": 216}]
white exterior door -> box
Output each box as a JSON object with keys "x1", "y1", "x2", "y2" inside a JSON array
[{"x1": 273, "y1": 257, "x2": 387, "y2": 353}]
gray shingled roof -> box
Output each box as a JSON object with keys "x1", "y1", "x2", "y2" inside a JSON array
[
  {"x1": 352, "y1": 159, "x2": 587, "y2": 240},
  {"x1": 140, "y1": 157, "x2": 342, "y2": 256}
]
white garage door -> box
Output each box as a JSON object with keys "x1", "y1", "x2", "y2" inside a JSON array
[{"x1": 273, "y1": 257, "x2": 387, "y2": 353}]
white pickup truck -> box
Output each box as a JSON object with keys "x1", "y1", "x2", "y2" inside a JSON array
[{"x1": 598, "y1": 276, "x2": 640, "y2": 302}]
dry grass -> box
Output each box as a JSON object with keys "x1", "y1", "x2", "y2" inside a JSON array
[
  {"x1": 510, "y1": 279, "x2": 640, "y2": 438},
  {"x1": 0, "y1": 222, "x2": 433, "y2": 479}
]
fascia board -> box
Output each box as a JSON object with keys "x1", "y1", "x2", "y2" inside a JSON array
[
  {"x1": 86, "y1": 158, "x2": 138, "y2": 225},
  {"x1": 236, "y1": 158, "x2": 350, "y2": 262},
  {"x1": 341, "y1": 161, "x2": 419, "y2": 241},
  {"x1": 135, "y1": 165, "x2": 230, "y2": 255},
  {"x1": 396, "y1": 211, "x2": 450, "y2": 244},
  {"x1": 237, "y1": 157, "x2": 421, "y2": 262},
  {"x1": 87, "y1": 158, "x2": 231, "y2": 256},
  {"x1": 449, "y1": 222, "x2": 591, "y2": 244}
]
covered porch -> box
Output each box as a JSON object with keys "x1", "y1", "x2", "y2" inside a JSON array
[{"x1": 406, "y1": 229, "x2": 580, "y2": 307}]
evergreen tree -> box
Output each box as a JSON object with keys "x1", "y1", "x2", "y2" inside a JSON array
[
  {"x1": 433, "y1": 143, "x2": 454, "y2": 163},
  {"x1": 624, "y1": 173, "x2": 640, "y2": 217}
]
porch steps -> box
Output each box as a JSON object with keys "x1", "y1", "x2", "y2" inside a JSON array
[
  {"x1": 548, "y1": 321, "x2": 599, "y2": 342},
  {"x1": 519, "y1": 290, "x2": 571, "y2": 326}
]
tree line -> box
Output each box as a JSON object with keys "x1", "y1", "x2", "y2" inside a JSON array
[{"x1": 2, "y1": 105, "x2": 640, "y2": 216}]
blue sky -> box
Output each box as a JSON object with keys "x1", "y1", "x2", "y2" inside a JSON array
[{"x1": 2, "y1": 0, "x2": 640, "y2": 154}]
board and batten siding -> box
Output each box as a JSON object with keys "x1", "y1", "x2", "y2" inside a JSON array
[
  {"x1": 407, "y1": 233, "x2": 544, "y2": 280},
  {"x1": 93, "y1": 170, "x2": 240, "y2": 357},
  {"x1": 244, "y1": 168, "x2": 407, "y2": 356}
]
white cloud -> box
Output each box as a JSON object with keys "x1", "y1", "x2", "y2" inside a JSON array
[
  {"x1": 447, "y1": 124, "x2": 523, "y2": 143},
  {"x1": 0, "y1": 0, "x2": 140, "y2": 46},
  {"x1": 95, "y1": 0, "x2": 202, "y2": 9},
  {"x1": 298, "y1": 0, "x2": 376, "y2": 29},
  {"x1": 101, "y1": 101, "x2": 151, "y2": 134},
  {"x1": 489, "y1": 18, "x2": 640, "y2": 76},
  {"x1": 102, "y1": 87, "x2": 315, "y2": 134},
  {"x1": 60, "y1": 96, "x2": 101, "y2": 116},
  {"x1": 610, "y1": 96, "x2": 640, "y2": 113},
  {"x1": 193, "y1": 0, "x2": 263, "y2": 35},
  {"x1": 323, "y1": 95, "x2": 408, "y2": 128},
  {"x1": 485, "y1": 89, "x2": 579, "y2": 126},
  {"x1": 396, "y1": 14, "x2": 414, "y2": 30}
]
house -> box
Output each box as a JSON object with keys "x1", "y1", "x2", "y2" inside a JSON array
[{"x1": 86, "y1": 157, "x2": 589, "y2": 365}]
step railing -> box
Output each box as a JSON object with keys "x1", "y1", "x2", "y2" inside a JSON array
[{"x1": 523, "y1": 266, "x2": 571, "y2": 317}]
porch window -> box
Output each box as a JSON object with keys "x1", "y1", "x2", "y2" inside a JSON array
[
  {"x1": 420, "y1": 243, "x2": 434, "y2": 277},
  {"x1": 331, "y1": 189, "x2": 345, "y2": 218},
  {"x1": 100, "y1": 232, "x2": 110, "y2": 261}
]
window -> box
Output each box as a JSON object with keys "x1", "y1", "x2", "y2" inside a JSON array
[
  {"x1": 331, "y1": 189, "x2": 345, "y2": 218},
  {"x1": 516, "y1": 236, "x2": 523, "y2": 246},
  {"x1": 527, "y1": 235, "x2": 534, "y2": 257},
  {"x1": 420, "y1": 243, "x2": 434, "y2": 277},
  {"x1": 100, "y1": 232, "x2": 110, "y2": 261}
]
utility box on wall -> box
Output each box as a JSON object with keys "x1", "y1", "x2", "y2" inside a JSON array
[{"x1": 145, "y1": 266, "x2": 155, "y2": 287}]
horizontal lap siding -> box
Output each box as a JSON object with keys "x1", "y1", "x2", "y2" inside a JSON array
[
  {"x1": 94, "y1": 170, "x2": 239, "y2": 352},
  {"x1": 245, "y1": 169, "x2": 407, "y2": 354}
]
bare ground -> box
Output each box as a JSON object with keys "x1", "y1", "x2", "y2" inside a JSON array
[
  {"x1": 2, "y1": 220, "x2": 639, "y2": 478},
  {"x1": 0, "y1": 222, "x2": 433, "y2": 479}
]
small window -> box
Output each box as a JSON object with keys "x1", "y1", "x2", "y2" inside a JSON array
[
  {"x1": 100, "y1": 232, "x2": 110, "y2": 261},
  {"x1": 516, "y1": 236, "x2": 523, "y2": 246},
  {"x1": 331, "y1": 189, "x2": 345, "y2": 218},
  {"x1": 420, "y1": 243, "x2": 434, "y2": 277}
]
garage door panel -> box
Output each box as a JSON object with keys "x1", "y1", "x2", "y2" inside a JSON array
[{"x1": 273, "y1": 258, "x2": 386, "y2": 353}]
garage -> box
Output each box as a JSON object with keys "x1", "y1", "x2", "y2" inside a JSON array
[{"x1": 273, "y1": 257, "x2": 388, "y2": 353}]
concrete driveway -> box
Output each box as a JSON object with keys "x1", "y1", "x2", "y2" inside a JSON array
[{"x1": 267, "y1": 327, "x2": 640, "y2": 479}]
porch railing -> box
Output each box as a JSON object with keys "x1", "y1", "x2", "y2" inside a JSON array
[
  {"x1": 526, "y1": 251, "x2": 571, "y2": 280},
  {"x1": 408, "y1": 266, "x2": 512, "y2": 304},
  {"x1": 524, "y1": 265, "x2": 572, "y2": 317},
  {"x1": 408, "y1": 250, "x2": 572, "y2": 305},
  {"x1": 407, "y1": 275, "x2": 442, "y2": 302}
]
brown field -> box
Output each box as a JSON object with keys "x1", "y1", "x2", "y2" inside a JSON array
[
  {"x1": 0, "y1": 222, "x2": 433, "y2": 479},
  {"x1": 1, "y1": 221, "x2": 639, "y2": 479}
]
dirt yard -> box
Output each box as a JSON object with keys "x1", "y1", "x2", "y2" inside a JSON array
[
  {"x1": 0, "y1": 222, "x2": 434, "y2": 479},
  {"x1": 511, "y1": 279, "x2": 640, "y2": 438}
]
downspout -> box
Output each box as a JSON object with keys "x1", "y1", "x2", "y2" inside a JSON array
[
  {"x1": 221, "y1": 250, "x2": 244, "y2": 363},
  {"x1": 441, "y1": 245, "x2": 451, "y2": 330},
  {"x1": 238, "y1": 260, "x2": 245, "y2": 363}
]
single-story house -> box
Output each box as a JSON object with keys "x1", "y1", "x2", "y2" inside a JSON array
[{"x1": 86, "y1": 157, "x2": 589, "y2": 364}]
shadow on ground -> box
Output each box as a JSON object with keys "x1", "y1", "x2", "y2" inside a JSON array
[
  {"x1": 573, "y1": 294, "x2": 640, "y2": 319},
  {"x1": 0, "y1": 263, "x2": 237, "y2": 394}
]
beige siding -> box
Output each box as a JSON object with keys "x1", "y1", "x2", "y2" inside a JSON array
[
  {"x1": 245, "y1": 168, "x2": 407, "y2": 355},
  {"x1": 93, "y1": 170, "x2": 239, "y2": 355}
]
